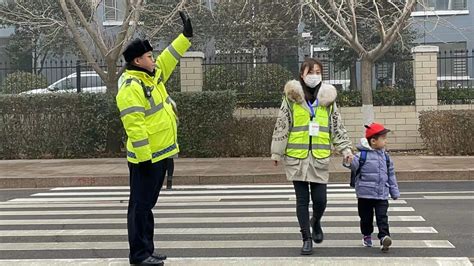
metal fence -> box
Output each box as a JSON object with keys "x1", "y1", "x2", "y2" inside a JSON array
[
  {"x1": 437, "y1": 50, "x2": 474, "y2": 104},
  {"x1": 202, "y1": 54, "x2": 299, "y2": 92},
  {"x1": 0, "y1": 59, "x2": 181, "y2": 94},
  {"x1": 202, "y1": 53, "x2": 416, "y2": 108},
  {"x1": 438, "y1": 50, "x2": 474, "y2": 89},
  {"x1": 203, "y1": 53, "x2": 414, "y2": 92}
]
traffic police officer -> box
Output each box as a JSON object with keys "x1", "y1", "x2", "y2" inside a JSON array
[{"x1": 116, "y1": 11, "x2": 192, "y2": 265}]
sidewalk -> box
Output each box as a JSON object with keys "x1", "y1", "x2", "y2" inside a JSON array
[{"x1": 0, "y1": 156, "x2": 473, "y2": 188}]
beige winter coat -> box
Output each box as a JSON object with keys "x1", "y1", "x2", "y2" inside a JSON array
[{"x1": 271, "y1": 80, "x2": 353, "y2": 184}]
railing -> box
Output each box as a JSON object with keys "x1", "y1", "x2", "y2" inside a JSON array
[
  {"x1": 0, "y1": 60, "x2": 181, "y2": 94},
  {"x1": 437, "y1": 50, "x2": 474, "y2": 104},
  {"x1": 203, "y1": 53, "x2": 415, "y2": 107}
]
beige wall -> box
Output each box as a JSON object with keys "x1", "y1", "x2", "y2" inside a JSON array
[
  {"x1": 234, "y1": 104, "x2": 472, "y2": 151},
  {"x1": 180, "y1": 52, "x2": 204, "y2": 92}
]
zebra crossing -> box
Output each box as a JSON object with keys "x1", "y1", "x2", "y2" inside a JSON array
[{"x1": 0, "y1": 184, "x2": 471, "y2": 265}]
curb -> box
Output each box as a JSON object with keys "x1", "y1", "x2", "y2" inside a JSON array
[{"x1": 0, "y1": 170, "x2": 472, "y2": 189}]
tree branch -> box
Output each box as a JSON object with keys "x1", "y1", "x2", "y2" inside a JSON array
[
  {"x1": 372, "y1": 0, "x2": 386, "y2": 42},
  {"x1": 108, "y1": 0, "x2": 144, "y2": 60},
  {"x1": 58, "y1": 0, "x2": 105, "y2": 80},
  {"x1": 307, "y1": 1, "x2": 366, "y2": 56},
  {"x1": 370, "y1": 0, "x2": 416, "y2": 61},
  {"x1": 66, "y1": 0, "x2": 108, "y2": 57}
]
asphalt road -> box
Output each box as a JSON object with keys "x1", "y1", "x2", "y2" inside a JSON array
[{"x1": 0, "y1": 181, "x2": 472, "y2": 265}]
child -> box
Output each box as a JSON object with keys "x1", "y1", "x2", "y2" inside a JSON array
[{"x1": 344, "y1": 122, "x2": 400, "y2": 252}]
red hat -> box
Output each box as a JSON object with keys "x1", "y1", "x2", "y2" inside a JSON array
[{"x1": 365, "y1": 123, "x2": 390, "y2": 138}]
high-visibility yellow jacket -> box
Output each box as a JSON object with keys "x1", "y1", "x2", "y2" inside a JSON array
[{"x1": 116, "y1": 34, "x2": 191, "y2": 163}]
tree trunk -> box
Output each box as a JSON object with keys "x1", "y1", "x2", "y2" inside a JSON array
[
  {"x1": 349, "y1": 61, "x2": 358, "y2": 90},
  {"x1": 105, "y1": 61, "x2": 121, "y2": 154},
  {"x1": 360, "y1": 57, "x2": 374, "y2": 125},
  {"x1": 361, "y1": 58, "x2": 374, "y2": 104}
]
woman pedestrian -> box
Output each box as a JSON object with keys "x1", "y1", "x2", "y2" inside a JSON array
[{"x1": 271, "y1": 58, "x2": 353, "y2": 255}]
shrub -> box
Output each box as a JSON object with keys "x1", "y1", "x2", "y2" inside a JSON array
[
  {"x1": 165, "y1": 68, "x2": 181, "y2": 92},
  {"x1": 373, "y1": 86, "x2": 415, "y2": 106},
  {"x1": 336, "y1": 87, "x2": 415, "y2": 107},
  {"x1": 438, "y1": 88, "x2": 474, "y2": 105},
  {"x1": 0, "y1": 91, "x2": 238, "y2": 159},
  {"x1": 225, "y1": 117, "x2": 274, "y2": 157},
  {"x1": 337, "y1": 90, "x2": 362, "y2": 107},
  {"x1": 419, "y1": 110, "x2": 474, "y2": 155},
  {"x1": 203, "y1": 65, "x2": 244, "y2": 91},
  {"x1": 236, "y1": 91, "x2": 283, "y2": 108},
  {"x1": 244, "y1": 63, "x2": 293, "y2": 93},
  {"x1": 1, "y1": 71, "x2": 48, "y2": 94},
  {"x1": 0, "y1": 93, "x2": 121, "y2": 159},
  {"x1": 169, "y1": 90, "x2": 237, "y2": 157}
]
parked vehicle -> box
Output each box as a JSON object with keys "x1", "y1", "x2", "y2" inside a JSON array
[{"x1": 21, "y1": 71, "x2": 106, "y2": 94}]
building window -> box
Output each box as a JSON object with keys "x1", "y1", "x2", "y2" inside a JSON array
[
  {"x1": 416, "y1": 0, "x2": 467, "y2": 11},
  {"x1": 104, "y1": 0, "x2": 117, "y2": 21}
]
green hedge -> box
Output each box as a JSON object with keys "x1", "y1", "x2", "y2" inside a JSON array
[
  {"x1": 0, "y1": 91, "x2": 240, "y2": 159},
  {"x1": 0, "y1": 94, "x2": 121, "y2": 159},
  {"x1": 172, "y1": 90, "x2": 236, "y2": 157},
  {"x1": 224, "y1": 117, "x2": 274, "y2": 157},
  {"x1": 438, "y1": 88, "x2": 474, "y2": 105},
  {"x1": 244, "y1": 64, "x2": 293, "y2": 93},
  {"x1": 204, "y1": 65, "x2": 244, "y2": 91},
  {"x1": 1, "y1": 71, "x2": 48, "y2": 94},
  {"x1": 419, "y1": 110, "x2": 474, "y2": 155}
]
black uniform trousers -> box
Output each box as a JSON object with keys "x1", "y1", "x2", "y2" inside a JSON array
[
  {"x1": 127, "y1": 160, "x2": 167, "y2": 264},
  {"x1": 357, "y1": 198, "x2": 390, "y2": 240}
]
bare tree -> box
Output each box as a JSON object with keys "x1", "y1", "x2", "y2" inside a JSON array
[
  {"x1": 304, "y1": 0, "x2": 417, "y2": 123},
  {"x1": 0, "y1": 0, "x2": 190, "y2": 95},
  {"x1": 58, "y1": 0, "x2": 144, "y2": 95}
]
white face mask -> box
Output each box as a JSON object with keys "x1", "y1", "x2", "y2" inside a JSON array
[{"x1": 303, "y1": 74, "x2": 322, "y2": 88}]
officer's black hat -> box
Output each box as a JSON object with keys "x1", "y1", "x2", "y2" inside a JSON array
[{"x1": 123, "y1": 39, "x2": 153, "y2": 63}]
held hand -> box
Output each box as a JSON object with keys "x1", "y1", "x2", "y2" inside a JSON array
[
  {"x1": 344, "y1": 153, "x2": 354, "y2": 165},
  {"x1": 179, "y1": 11, "x2": 193, "y2": 37},
  {"x1": 273, "y1": 160, "x2": 278, "y2": 166}
]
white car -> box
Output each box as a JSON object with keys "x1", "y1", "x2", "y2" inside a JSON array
[{"x1": 21, "y1": 71, "x2": 106, "y2": 94}]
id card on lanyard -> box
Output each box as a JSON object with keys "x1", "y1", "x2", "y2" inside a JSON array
[{"x1": 308, "y1": 99, "x2": 319, "y2": 137}]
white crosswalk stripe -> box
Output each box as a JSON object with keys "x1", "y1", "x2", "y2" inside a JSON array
[
  {"x1": 0, "y1": 184, "x2": 469, "y2": 265},
  {"x1": 0, "y1": 257, "x2": 472, "y2": 266},
  {"x1": 0, "y1": 215, "x2": 425, "y2": 225}
]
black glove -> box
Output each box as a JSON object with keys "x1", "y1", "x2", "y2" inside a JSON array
[{"x1": 179, "y1": 11, "x2": 193, "y2": 38}]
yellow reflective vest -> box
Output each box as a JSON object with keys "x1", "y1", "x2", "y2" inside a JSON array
[
  {"x1": 116, "y1": 34, "x2": 191, "y2": 163},
  {"x1": 285, "y1": 98, "x2": 332, "y2": 159}
]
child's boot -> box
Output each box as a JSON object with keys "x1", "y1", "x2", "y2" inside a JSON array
[{"x1": 362, "y1": 235, "x2": 373, "y2": 247}]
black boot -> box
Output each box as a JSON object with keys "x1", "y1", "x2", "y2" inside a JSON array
[
  {"x1": 166, "y1": 178, "x2": 172, "y2": 190},
  {"x1": 300, "y1": 229, "x2": 313, "y2": 255},
  {"x1": 311, "y1": 216, "x2": 324, "y2": 244},
  {"x1": 131, "y1": 256, "x2": 164, "y2": 265},
  {"x1": 151, "y1": 252, "x2": 167, "y2": 260}
]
